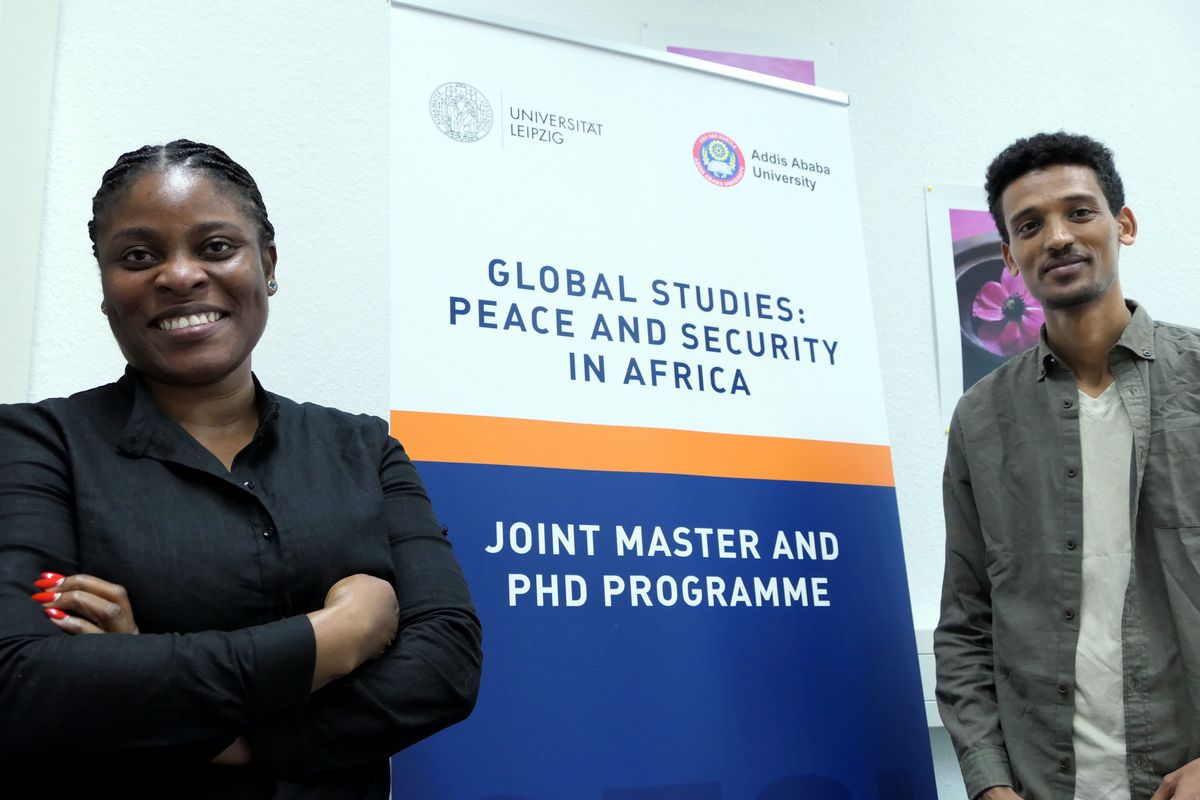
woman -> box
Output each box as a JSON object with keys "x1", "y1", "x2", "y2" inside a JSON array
[{"x1": 0, "y1": 140, "x2": 482, "y2": 796}]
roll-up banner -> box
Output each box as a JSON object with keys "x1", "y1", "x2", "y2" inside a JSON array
[{"x1": 389, "y1": 3, "x2": 935, "y2": 797}]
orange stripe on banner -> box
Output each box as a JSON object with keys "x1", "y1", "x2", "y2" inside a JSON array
[{"x1": 390, "y1": 411, "x2": 895, "y2": 487}]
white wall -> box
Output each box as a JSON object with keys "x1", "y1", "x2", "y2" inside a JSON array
[
  {"x1": 29, "y1": 1, "x2": 1200, "y2": 796},
  {"x1": 0, "y1": 0, "x2": 58, "y2": 403},
  {"x1": 29, "y1": 0, "x2": 390, "y2": 416}
]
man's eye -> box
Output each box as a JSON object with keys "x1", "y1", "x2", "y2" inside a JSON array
[
  {"x1": 1071, "y1": 208, "x2": 1096, "y2": 219},
  {"x1": 1017, "y1": 220, "x2": 1040, "y2": 235}
]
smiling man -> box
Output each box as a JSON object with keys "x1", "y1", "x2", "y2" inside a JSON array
[{"x1": 936, "y1": 132, "x2": 1200, "y2": 800}]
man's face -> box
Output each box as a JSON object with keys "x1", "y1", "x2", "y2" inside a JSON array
[{"x1": 999, "y1": 164, "x2": 1136, "y2": 311}]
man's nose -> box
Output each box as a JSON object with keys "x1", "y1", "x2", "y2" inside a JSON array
[{"x1": 1044, "y1": 217, "x2": 1075, "y2": 250}]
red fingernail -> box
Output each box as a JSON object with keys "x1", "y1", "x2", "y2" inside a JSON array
[
  {"x1": 44, "y1": 608, "x2": 68, "y2": 620},
  {"x1": 39, "y1": 572, "x2": 64, "y2": 581},
  {"x1": 31, "y1": 592, "x2": 59, "y2": 603},
  {"x1": 34, "y1": 577, "x2": 64, "y2": 589}
]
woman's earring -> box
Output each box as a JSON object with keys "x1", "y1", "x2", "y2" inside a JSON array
[{"x1": 266, "y1": 279, "x2": 278, "y2": 295}]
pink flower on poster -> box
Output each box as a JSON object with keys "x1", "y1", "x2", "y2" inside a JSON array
[{"x1": 971, "y1": 268, "x2": 1043, "y2": 356}]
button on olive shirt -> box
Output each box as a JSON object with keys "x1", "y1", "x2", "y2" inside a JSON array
[{"x1": 936, "y1": 302, "x2": 1200, "y2": 800}]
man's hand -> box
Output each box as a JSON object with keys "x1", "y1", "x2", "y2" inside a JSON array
[
  {"x1": 979, "y1": 787, "x2": 1024, "y2": 800},
  {"x1": 32, "y1": 572, "x2": 139, "y2": 634},
  {"x1": 1153, "y1": 758, "x2": 1200, "y2": 800}
]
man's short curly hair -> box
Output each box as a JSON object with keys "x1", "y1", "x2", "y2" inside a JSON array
[{"x1": 985, "y1": 132, "x2": 1125, "y2": 244}]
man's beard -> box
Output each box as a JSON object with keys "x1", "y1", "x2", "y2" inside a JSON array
[{"x1": 1039, "y1": 269, "x2": 1117, "y2": 311}]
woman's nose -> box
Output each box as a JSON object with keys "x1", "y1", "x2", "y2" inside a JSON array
[{"x1": 155, "y1": 253, "x2": 208, "y2": 293}]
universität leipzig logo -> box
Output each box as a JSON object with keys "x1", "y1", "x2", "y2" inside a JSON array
[
  {"x1": 429, "y1": 82, "x2": 493, "y2": 143},
  {"x1": 693, "y1": 131, "x2": 745, "y2": 186}
]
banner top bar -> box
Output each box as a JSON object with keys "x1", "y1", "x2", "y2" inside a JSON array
[{"x1": 390, "y1": 0, "x2": 851, "y2": 106}]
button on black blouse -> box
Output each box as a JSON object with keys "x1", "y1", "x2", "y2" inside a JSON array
[{"x1": 0, "y1": 369, "x2": 482, "y2": 797}]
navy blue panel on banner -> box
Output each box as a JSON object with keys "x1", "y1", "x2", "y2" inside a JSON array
[{"x1": 391, "y1": 462, "x2": 935, "y2": 799}]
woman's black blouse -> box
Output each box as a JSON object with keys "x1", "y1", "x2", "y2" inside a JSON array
[{"x1": 0, "y1": 369, "x2": 482, "y2": 797}]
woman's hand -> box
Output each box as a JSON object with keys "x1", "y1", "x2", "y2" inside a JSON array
[
  {"x1": 31, "y1": 572, "x2": 139, "y2": 635},
  {"x1": 211, "y1": 736, "x2": 254, "y2": 766},
  {"x1": 306, "y1": 574, "x2": 399, "y2": 691},
  {"x1": 31, "y1": 573, "x2": 263, "y2": 767}
]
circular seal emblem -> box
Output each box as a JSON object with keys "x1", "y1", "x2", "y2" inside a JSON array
[
  {"x1": 693, "y1": 132, "x2": 745, "y2": 187},
  {"x1": 429, "y1": 82, "x2": 493, "y2": 143},
  {"x1": 696, "y1": 131, "x2": 739, "y2": 187}
]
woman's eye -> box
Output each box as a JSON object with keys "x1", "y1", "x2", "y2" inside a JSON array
[
  {"x1": 121, "y1": 249, "x2": 155, "y2": 264},
  {"x1": 204, "y1": 240, "x2": 235, "y2": 255}
]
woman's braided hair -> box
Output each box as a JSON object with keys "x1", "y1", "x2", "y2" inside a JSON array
[{"x1": 88, "y1": 139, "x2": 275, "y2": 257}]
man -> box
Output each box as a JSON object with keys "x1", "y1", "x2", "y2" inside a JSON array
[{"x1": 936, "y1": 132, "x2": 1200, "y2": 800}]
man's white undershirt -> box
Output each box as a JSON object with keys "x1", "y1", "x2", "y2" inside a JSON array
[{"x1": 1072, "y1": 382, "x2": 1133, "y2": 800}]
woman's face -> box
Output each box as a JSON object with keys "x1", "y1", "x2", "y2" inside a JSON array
[{"x1": 93, "y1": 167, "x2": 277, "y2": 389}]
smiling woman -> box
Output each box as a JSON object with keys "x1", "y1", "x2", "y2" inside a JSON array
[
  {"x1": 98, "y1": 168, "x2": 273, "y2": 399},
  {"x1": 0, "y1": 141, "x2": 482, "y2": 796}
]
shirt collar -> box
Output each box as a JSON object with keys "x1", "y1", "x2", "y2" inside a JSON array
[
  {"x1": 1036, "y1": 299, "x2": 1155, "y2": 381},
  {"x1": 116, "y1": 366, "x2": 281, "y2": 460}
]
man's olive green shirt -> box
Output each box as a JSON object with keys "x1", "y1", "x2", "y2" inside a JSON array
[{"x1": 936, "y1": 302, "x2": 1200, "y2": 800}]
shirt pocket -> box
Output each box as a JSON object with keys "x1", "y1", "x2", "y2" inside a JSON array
[{"x1": 1145, "y1": 424, "x2": 1200, "y2": 528}]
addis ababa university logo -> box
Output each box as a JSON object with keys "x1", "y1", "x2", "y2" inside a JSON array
[
  {"x1": 693, "y1": 132, "x2": 745, "y2": 186},
  {"x1": 429, "y1": 82, "x2": 493, "y2": 143}
]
